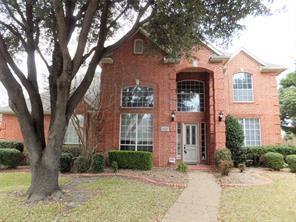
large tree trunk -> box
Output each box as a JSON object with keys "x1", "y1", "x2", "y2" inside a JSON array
[{"x1": 26, "y1": 129, "x2": 65, "y2": 201}]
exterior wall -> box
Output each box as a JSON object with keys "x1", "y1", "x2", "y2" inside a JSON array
[
  {"x1": 98, "y1": 33, "x2": 225, "y2": 166},
  {"x1": 225, "y1": 52, "x2": 281, "y2": 145},
  {"x1": 0, "y1": 114, "x2": 51, "y2": 142}
]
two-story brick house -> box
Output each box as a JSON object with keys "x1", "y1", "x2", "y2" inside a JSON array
[{"x1": 98, "y1": 30, "x2": 285, "y2": 167}]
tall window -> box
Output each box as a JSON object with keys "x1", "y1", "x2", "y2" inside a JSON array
[
  {"x1": 121, "y1": 86, "x2": 153, "y2": 108},
  {"x1": 64, "y1": 115, "x2": 84, "y2": 145},
  {"x1": 233, "y1": 73, "x2": 253, "y2": 102},
  {"x1": 239, "y1": 118, "x2": 261, "y2": 146},
  {"x1": 120, "y1": 113, "x2": 153, "y2": 152},
  {"x1": 177, "y1": 80, "x2": 204, "y2": 112},
  {"x1": 201, "y1": 123, "x2": 206, "y2": 160},
  {"x1": 0, "y1": 114, "x2": 2, "y2": 126}
]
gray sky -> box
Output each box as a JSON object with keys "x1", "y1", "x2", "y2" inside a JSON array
[{"x1": 0, "y1": 0, "x2": 295, "y2": 106}]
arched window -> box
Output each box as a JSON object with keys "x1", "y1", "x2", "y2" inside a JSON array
[
  {"x1": 133, "y1": 39, "x2": 144, "y2": 54},
  {"x1": 121, "y1": 86, "x2": 154, "y2": 108},
  {"x1": 177, "y1": 80, "x2": 205, "y2": 112},
  {"x1": 233, "y1": 73, "x2": 253, "y2": 102}
]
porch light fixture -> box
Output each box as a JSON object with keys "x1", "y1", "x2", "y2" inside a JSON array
[
  {"x1": 171, "y1": 111, "x2": 176, "y2": 122},
  {"x1": 218, "y1": 111, "x2": 224, "y2": 122}
]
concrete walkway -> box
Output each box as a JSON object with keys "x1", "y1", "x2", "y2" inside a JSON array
[{"x1": 162, "y1": 171, "x2": 221, "y2": 222}]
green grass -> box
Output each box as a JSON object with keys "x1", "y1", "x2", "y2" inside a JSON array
[
  {"x1": 220, "y1": 172, "x2": 296, "y2": 221},
  {"x1": 0, "y1": 172, "x2": 181, "y2": 222}
]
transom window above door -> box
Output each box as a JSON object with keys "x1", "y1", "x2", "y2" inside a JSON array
[
  {"x1": 233, "y1": 72, "x2": 253, "y2": 102},
  {"x1": 121, "y1": 86, "x2": 154, "y2": 108},
  {"x1": 177, "y1": 80, "x2": 205, "y2": 112}
]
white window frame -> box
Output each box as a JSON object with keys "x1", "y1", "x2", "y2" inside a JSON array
[
  {"x1": 239, "y1": 118, "x2": 261, "y2": 146},
  {"x1": 177, "y1": 80, "x2": 205, "y2": 112},
  {"x1": 133, "y1": 39, "x2": 144, "y2": 54},
  {"x1": 200, "y1": 122, "x2": 206, "y2": 160},
  {"x1": 233, "y1": 72, "x2": 254, "y2": 103},
  {"x1": 121, "y1": 85, "x2": 154, "y2": 108},
  {"x1": 0, "y1": 114, "x2": 3, "y2": 127},
  {"x1": 64, "y1": 114, "x2": 84, "y2": 145},
  {"x1": 176, "y1": 123, "x2": 182, "y2": 159},
  {"x1": 119, "y1": 113, "x2": 153, "y2": 152}
]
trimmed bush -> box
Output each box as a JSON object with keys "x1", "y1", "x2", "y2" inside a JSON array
[
  {"x1": 61, "y1": 146, "x2": 81, "y2": 158},
  {"x1": 225, "y1": 115, "x2": 244, "y2": 165},
  {"x1": 73, "y1": 156, "x2": 89, "y2": 173},
  {"x1": 286, "y1": 155, "x2": 296, "y2": 172},
  {"x1": 214, "y1": 148, "x2": 232, "y2": 167},
  {"x1": 109, "y1": 150, "x2": 152, "y2": 170},
  {"x1": 263, "y1": 152, "x2": 284, "y2": 171},
  {"x1": 0, "y1": 141, "x2": 24, "y2": 152},
  {"x1": 111, "y1": 161, "x2": 118, "y2": 173},
  {"x1": 218, "y1": 160, "x2": 233, "y2": 176},
  {"x1": 90, "y1": 154, "x2": 105, "y2": 173},
  {"x1": 0, "y1": 148, "x2": 22, "y2": 168},
  {"x1": 177, "y1": 163, "x2": 188, "y2": 173},
  {"x1": 60, "y1": 153, "x2": 73, "y2": 173},
  {"x1": 237, "y1": 145, "x2": 296, "y2": 167}
]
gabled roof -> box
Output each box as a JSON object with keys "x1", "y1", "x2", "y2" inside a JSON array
[{"x1": 228, "y1": 47, "x2": 286, "y2": 74}]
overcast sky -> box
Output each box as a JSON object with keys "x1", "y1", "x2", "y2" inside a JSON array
[{"x1": 0, "y1": 0, "x2": 295, "y2": 106}]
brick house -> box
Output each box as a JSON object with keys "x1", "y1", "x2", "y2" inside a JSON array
[
  {"x1": 0, "y1": 30, "x2": 285, "y2": 167},
  {"x1": 97, "y1": 30, "x2": 285, "y2": 167}
]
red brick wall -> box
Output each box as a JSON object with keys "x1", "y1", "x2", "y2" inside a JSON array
[
  {"x1": 225, "y1": 51, "x2": 281, "y2": 145},
  {"x1": 98, "y1": 33, "x2": 226, "y2": 166}
]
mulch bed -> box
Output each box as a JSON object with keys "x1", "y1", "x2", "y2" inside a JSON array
[{"x1": 215, "y1": 167, "x2": 273, "y2": 187}]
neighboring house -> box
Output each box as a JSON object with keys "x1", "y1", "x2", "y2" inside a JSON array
[
  {"x1": 0, "y1": 91, "x2": 96, "y2": 147},
  {"x1": 97, "y1": 30, "x2": 285, "y2": 167}
]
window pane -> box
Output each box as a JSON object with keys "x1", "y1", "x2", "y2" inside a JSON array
[
  {"x1": 191, "y1": 126, "x2": 196, "y2": 145},
  {"x1": 233, "y1": 73, "x2": 253, "y2": 102},
  {"x1": 177, "y1": 80, "x2": 204, "y2": 112},
  {"x1": 239, "y1": 118, "x2": 261, "y2": 146},
  {"x1": 122, "y1": 86, "x2": 153, "y2": 108},
  {"x1": 201, "y1": 123, "x2": 206, "y2": 160},
  {"x1": 176, "y1": 123, "x2": 182, "y2": 159},
  {"x1": 64, "y1": 115, "x2": 84, "y2": 145},
  {"x1": 186, "y1": 126, "x2": 190, "y2": 144},
  {"x1": 120, "y1": 113, "x2": 153, "y2": 152}
]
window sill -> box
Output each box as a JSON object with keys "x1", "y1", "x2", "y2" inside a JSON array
[{"x1": 233, "y1": 101, "x2": 254, "y2": 104}]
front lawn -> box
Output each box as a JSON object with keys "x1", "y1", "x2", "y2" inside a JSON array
[
  {"x1": 0, "y1": 172, "x2": 181, "y2": 222},
  {"x1": 220, "y1": 172, "x2": 296, "y2": 221}
]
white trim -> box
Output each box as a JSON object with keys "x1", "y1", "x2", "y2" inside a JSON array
[
  {"x1": 200, "y1": 122, "x2": 206, "y2": 160},
  {"x1": 240, "y1": 118, "x2": 261, "y2": 146},
  {"x1": 176, "y1": 123, "x2": 182, "y2": 160}
]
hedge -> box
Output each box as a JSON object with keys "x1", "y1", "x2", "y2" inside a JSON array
[
  {"x1": 238, "y1": 145, "x2": 296, "y2": 166},
  {"x1": 0, "y1": 148, "x2": 22, "y2": 168},
  {"x1": 0, "y1": 141, "x2": 24, "y2": 152},
  {"x1": 263, "y1": 152, "x2": 284, "y2": 171},
  {"x1": 214, "y1": 148, "x2": 232, "y2": 167},
  {"x1": 90, "y1": 154, "x2": 105, "y2": 173},
  {"x1": 61, "y1": 146, "x2": 81, "y2": 158},
  {"x1": 60, "y1": 153, "x2": 73, "y2": 173},
  {"x1": 73, "y1": 156, "x2": 89, "y2": 173},
  {"x1": 108, "y1": 150, "x2": 152, "y2": 170},
  {"x1": 286, "y1": 155, "x2": 296, "y2": 172}
]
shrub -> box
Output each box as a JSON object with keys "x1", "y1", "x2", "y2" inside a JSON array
[
  {"x1": 73, "y1": 156, "x2": 89, "y2": 173},
  {"x1": 263, "y1": 152, "x2": 284, "y2": 171},
  {"x1": 61, "y1": 146, "x2": 81, "y2": 158},
  {"x1": 225, "y1": 115, "x2": 244, "y2": 166},
  {"x1": 286, "y1": 155, "x2": 296, "y2": 172},
  {"x1": 214, "y1": 148, "x2": 232, "y2": 167},
  {"x1": 177, "y1": 163, "x2": 188, "y2": 173},
  {"x1": 0, "y1": 141, "x2": 24, "y2": 152},
  {"x1": 60, "y1": 153, "x2": 73, "y2": 173},
  {"x1": 90, "y1": 154, "x2": 105, "y2": 173},
  {"x1": 108, "y1": 150, "x2": 152, "y2": 170},
  {"x1": 111, "y1": 161, "x2": 118, "y2": 173},
  {"x1": 0, "y1": 148, "x2": 22, "y2": 168},
  {"x1": 218, "y1": 160, "x2": 233, "y2": 176},
  {"x1": 238, "y1": 163, "x2": 246, "y2": 173}
]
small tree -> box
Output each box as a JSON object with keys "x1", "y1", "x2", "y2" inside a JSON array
[{"x1": 225, "y1": 115, "x2": 244, "y2": 165}]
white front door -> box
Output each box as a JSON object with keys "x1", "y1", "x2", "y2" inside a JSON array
[{"x1": 183, "y1": 124, "x2": 199, "y2": 164}]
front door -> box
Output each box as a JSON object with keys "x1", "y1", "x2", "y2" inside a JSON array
[{"x1": 183, "y1": 124, "x2": 199, "y2": 164}]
